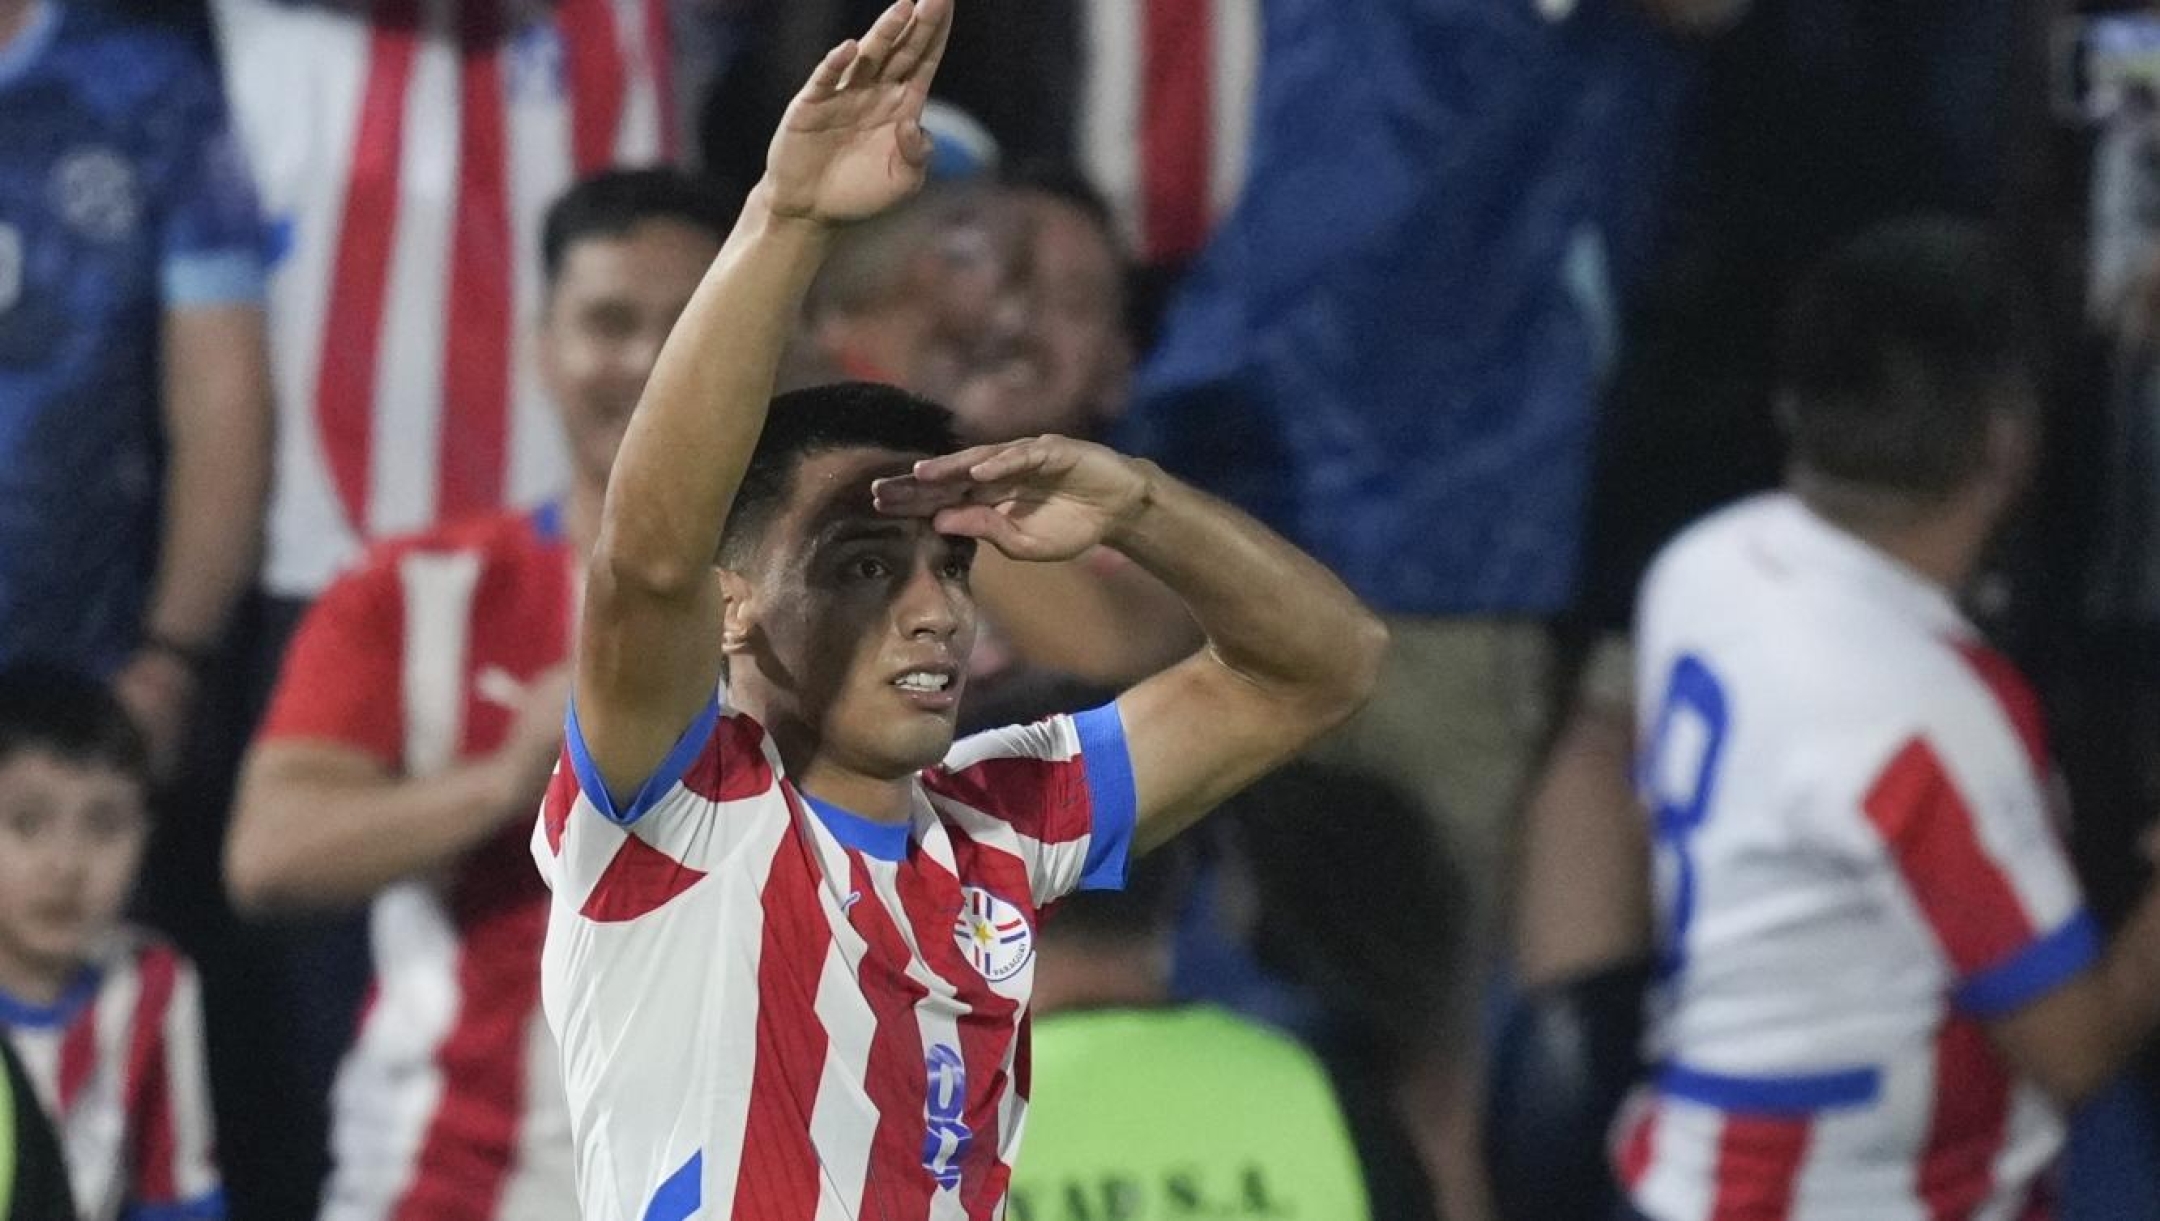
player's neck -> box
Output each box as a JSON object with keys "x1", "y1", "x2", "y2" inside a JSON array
[
  {"x1": 783, "y1": 749, "x2": 918, "y2": 823},
  {"x1": 0, "y1": 0, "x2": 39, "y2": 50},
  {"x1": 0, "y1": 943, "x2": 74, "y2": 1008},
  {"x1": 1794, "y1": 474, "x2": 1992, "y2": 592},
  {"x1": 1031, "y1": 943, "x2": 1170, "y2": 1017}
]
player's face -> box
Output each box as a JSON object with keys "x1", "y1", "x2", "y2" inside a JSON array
[
  {"x1": 0, "y1": 751, "x2": 147, "y2": 982},
  {"x1": 1014, "y1": 191, "x2": 1130, "y2": 436},
  {"x1": 736, "y1": 448, "x2": 980, "y2": 780},
  {"x1": 539, "y1": 219, "x2": 722, "y2": 493}
]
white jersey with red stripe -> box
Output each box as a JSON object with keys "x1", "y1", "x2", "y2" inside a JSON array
[
  {"x1": 0, "y1": 930, "x2": 221, "y2": 1221},
  {"x1": 256, "y1": 505, "x2": 580, "y2": 1221},
  {"x1": 1613, "y1": 494, "x2": 2094, "y2": 1221},
  {"x1": 533, "y1": 698, "x2": 1137, "y2": 1221},
  {"x1": 211, "y1": 0, "x2": 687, "y2": 598},
  {"x1": 1078, "y1": 0, "x2": 1257, "y2": 265}
]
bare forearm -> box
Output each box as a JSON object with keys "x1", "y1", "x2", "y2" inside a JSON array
[
  {"x1": 1106, "y1": 463, "x2": 1385, "y2": 707},
  {"x1": 599, "y1": 190, "x2": 833, "y2": 590},
  {"x1": 227, "y1": 759, "x2": 524, "y2": 915},
  {"x1": 152, "y1": 308, "x2": 272, "y2": 647}
]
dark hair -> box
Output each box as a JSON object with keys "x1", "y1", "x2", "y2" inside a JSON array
[
  {"x1": 1778, "y1": 216, "x2": 2039, "y2": 500},
  {"x1": 718, "y1": 382, "x2": 962, "y2": 568},
  {"x1": 541, "y1": 168, "x2": 742, "y2": 287},
  {"x1": 0, "y1": 663, "x2": 148, "y2": 785},
  {"x1": 1002, "y1": 160, "x2": 1119, "y2": 241}
]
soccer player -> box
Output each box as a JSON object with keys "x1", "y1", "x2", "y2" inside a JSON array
[
  {"x1": 0, "y1": 666, "x2": 220, "y2": 1221},
  {"x1": 535, "y1": 2, "x2": 1389, "y2": 1217},
  {"x1": 225, "y1": 169, "x2": 733, "y2": 1221},
  {"x1": 1615, "y1": 218, "x2": 2160, "y2": 1219}
]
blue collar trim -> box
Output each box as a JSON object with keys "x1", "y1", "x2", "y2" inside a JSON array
[{"x1": 802, "y1": 792, "x2": 911, "y2": 862}]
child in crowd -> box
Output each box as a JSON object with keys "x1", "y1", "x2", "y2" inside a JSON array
[{"x1": 0, "y1": 666, "x2": 220, "y2": 1221}]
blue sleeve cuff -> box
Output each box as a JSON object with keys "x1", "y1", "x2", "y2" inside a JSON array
[
  {"x1": 1957, "y1": 911, "x2": 2103, "y2": 1019},
  {"x1": 123, "y1": 1189, "x2": 226, "y2": 1221},
  {"x1": 564, "y1": 696, "x2": 721, "y2": 827},
  {"x1": 162, "y1": 251, "x2": 264, "y2": 306},
  {"x1": 1073, "y1": 702, "x2": 1137, "y2": 892}
]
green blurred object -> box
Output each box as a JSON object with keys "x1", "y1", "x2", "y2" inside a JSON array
[
  {"x1": 0, "y1": 1038, "x2": 73, "y2": 1221},
  {"x1": 1007, "y1": 1005, "x2": 1370, "y2": 1221}
]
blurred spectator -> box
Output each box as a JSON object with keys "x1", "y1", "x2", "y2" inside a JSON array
[
  {"x1": 223, "y1": 170, "x2": 732, "y2": 1221},
  {"x1": 0, "y1": 0, "x2": 272, "y2": 774},
  {"x1": 1612, "y1": 219, "x2": 2160, "y2": 1221},
  {"x1": 1011, "y1": 846, "x2": 1377, "y2": 1221},
  {"x1": 0, "y1": 665, "x2": 221, "y2": 1221},
  {"x1": 204, "y1": 5, "x2": 711, "y2": 1210},
  {"x1": 2, "y1": 1034, "x2": 76, "y2": 1221},
  {"x1": 1118, "y1": 2, "x2": 1725, "y2": 1214}
]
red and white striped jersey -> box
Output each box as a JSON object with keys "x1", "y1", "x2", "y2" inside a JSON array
[
  {"x1": 211, "y1": 0, "x2": 686, "y2": 598},
  {"x1": 0, "y1": 931, "x2": 221, "y2": 1221},
  {"x1": 257, "y1": 505, "x2": 579, "y2": 1221},
  {"x1": 1078, "y1": 0, "x2": 1257, "y2": 265},
  {"x1": 1614, "y1": 494, "x2": 2093, "y2": 1221},
  {"x1": 533, "y1": 698, "x2": 1137, "y2": 1221}
]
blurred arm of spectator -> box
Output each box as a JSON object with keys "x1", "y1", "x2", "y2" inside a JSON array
[
  {"x1": 1510, "y1": 637, "x2": 1651, "y2": 988},
  {"x1": 224, "y1": 556, "x2": 570, "y2": 916},
  {"x1": 112, "y1": 303, "x2": 272, "y2": 775},
  {"x1": 67, "y1": 21, "x2": 273, "y2": 777}
]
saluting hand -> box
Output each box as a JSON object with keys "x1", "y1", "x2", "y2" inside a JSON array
[{"x1": 871, "y1": 436, "x2": 1155, "y2": 564}]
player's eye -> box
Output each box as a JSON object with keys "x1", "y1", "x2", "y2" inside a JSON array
[
  {"x1": 0, "y1": 805, "x2": 49, "y2": 839},
  {"x1": 940, "y1": 554, "x2": 973, "y2": 581},
  {"x1": 83, "y1": 805, "x2": 140, "y2": 843},
  {"x1": 849, "y1": 555, "x2": 892, "y2": 581}
]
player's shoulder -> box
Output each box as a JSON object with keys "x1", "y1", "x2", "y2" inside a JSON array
[
  {"x1": 91, "y1": 926, "x2": 202, "y2": 993},
  {"x1": 1643, "y1": 494, "x2": 1784, "y2": 598}
]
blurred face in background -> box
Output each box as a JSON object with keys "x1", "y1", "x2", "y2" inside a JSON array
[
  {"x1": 0, "y1": 750, "x2": 147, "y2": 985},
  {"x1": 941, "y1": 188, "x2": 1132, "y2": 444},
  {"x1": 538, "y1": 218, "x2": 724, "y2": 492}
]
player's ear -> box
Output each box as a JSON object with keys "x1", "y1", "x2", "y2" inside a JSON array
[{"x1": 718, "y1": 568, "x2": 758, "y2": 655}]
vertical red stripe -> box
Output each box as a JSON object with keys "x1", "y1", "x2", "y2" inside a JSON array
[
  {"x1": 643, "y1": 0, "x2": 679, "y2": 161},
  {"x1": 389, "y1": 871, "x2": 548, "y2": 1221},
  {"x1": 730, "y1": 817, "x2": 833, "y2": 1220},
  {"x1": 1139, "y1": 0, "x2": 1214, "y2": 263},
  {"x1": 1917, "y1": 1017, "x2": 2013, "y2": 1221},
  {"x1": 846, "y1": 853, "x2": 938, "y2": 1221},
  {"x1": 316, "y1": 2, "x2": 423, "y2": 538},
  {"x1": 900, "y1": 847, "x2": 1024, "y2": 1216},
  {"x1": 125, "y1": 946, "x2": 181, "y2": 1204},
  {"x1": 56, "y1": 997, "x2": 99, "y2": 1113},
  {"x1": 560, "y1": 0, "x2": 629, "y2": 175},
  {"x1": 1863, "y1": 738, "x2": 2039, "y2": 976},
  {"x1": 1616, "y1": 1099, "x2": 1659, "y2": 1190},
  {"x1": 439, "y1": 2, "x2": 515, "y2": 519},
  {"x1": 1708, "y1": 1114, "x2": 1811, "y2": 1221}
]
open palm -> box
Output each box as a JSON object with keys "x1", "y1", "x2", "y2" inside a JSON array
[{"x1": 765, "y1": 0, "x2": 953, "y2": 226}]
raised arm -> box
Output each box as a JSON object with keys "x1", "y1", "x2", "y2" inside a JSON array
[
  {"x1": 874, "y1": 437, "x2": 1388, "y2": 851},
  {"x1": 576, "y1": 0, "x2": 953, "y2": 799}
]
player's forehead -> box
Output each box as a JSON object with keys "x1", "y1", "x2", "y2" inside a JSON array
[
  {"x1": 780, "y1": 446, "x2": 934, "y2": 545},
  {"x1": 0, "y1": 748, "x2": 142, "y2": 811}
]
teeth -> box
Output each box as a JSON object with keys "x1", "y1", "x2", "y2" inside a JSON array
[{"x1": 894, "y1": 672, "x2": 951, "y2": 693}]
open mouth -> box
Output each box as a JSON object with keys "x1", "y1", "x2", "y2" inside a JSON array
[{"x1": 890, "y1": 666, "x2": 961, "y2": 711}]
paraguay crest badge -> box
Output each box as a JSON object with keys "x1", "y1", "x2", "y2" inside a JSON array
[{"x1": 952, "y1": 887, "x2": 1033, "y2": 983}]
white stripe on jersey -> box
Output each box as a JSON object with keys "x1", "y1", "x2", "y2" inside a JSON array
[{"x1": 398, "y1": 549, "x2": 483, "y2": 778}]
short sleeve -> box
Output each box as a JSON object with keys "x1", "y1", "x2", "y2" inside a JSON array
[
  {"x1": 146, "y1": 47, "x2": 264, "y2": 308},
  {"x1": 930, "y1": 703, "x2": 1138, "y2": 906},
  {"x1": 256, "y1": 559, "x2": 404, "y2": 768},
  {"x1": 126, "y1": 951, "x2": 223, "y2": 1220},
  {"x1": 1859, "y1": 732, "x2": 2097, "y2": 1020}
]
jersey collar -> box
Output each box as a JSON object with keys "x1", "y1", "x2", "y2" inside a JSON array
[
  {"x1": 0, "y1": 964, "x2": 100, "y2": 1031},
  {"x1": 1770, "y1": 493, "x2": 1970, "y2": 640}
]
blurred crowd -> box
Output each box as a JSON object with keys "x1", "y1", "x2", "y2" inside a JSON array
[{"x1": 1, "y1": 0, "x2": 2158, "y2": 1219}]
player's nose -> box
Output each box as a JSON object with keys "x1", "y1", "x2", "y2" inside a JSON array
[{"x1": 895, "y1": 558, "x2": 960, "y2": 640}]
